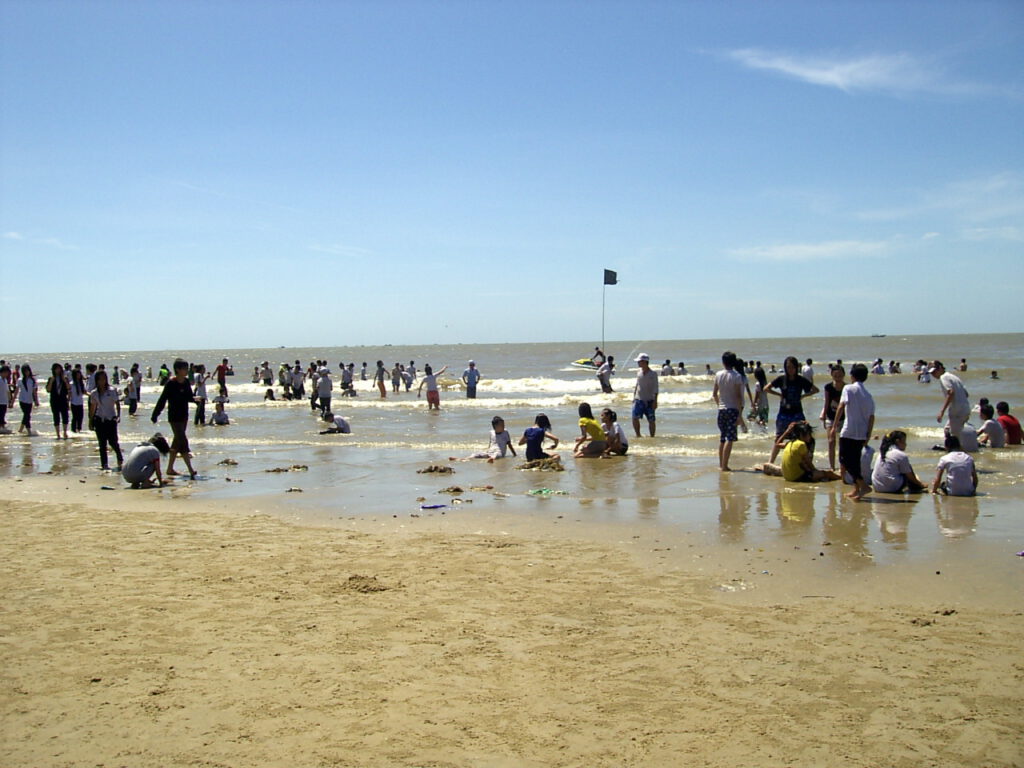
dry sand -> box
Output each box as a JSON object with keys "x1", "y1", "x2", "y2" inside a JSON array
[{"x1": 2, "y1": 476, "x2": 1022, "y2": 767}]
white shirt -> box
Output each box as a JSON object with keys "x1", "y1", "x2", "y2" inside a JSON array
[
  {"x1": 978, "y1": 418, "x2": 1006, "y2": 448},
  {"x1": 18, "y1": 377, "x2": 37, "y2": 404},
  {"x1": 937, "y1": 451, "x2": 975, "y2": 496},
  {"x1": 801, "y1": 365, "x2": 814, "y2": 381},
  {"x1": 939, "y1": 372, "x2": 969, "y2": 414},
  {"x1": 714, "y1": 369, "x2": 745, "y2": 411},
  {"x1": 331, "y1": 415, "x2": 351, "y2": 433},
  {"x1": 838, "y1": 381, "x2": 874, "y2": 440},
  {"x1": 871, "y1": 447, "x2": 914, "y2": 493}
]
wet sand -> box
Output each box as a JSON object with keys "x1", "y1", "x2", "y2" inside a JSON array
[{"x1": 2, "y1": 475, "x2": 1022, "y2": 767}]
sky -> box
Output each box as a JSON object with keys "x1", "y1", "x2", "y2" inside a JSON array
[{"x1": 1, "y1": 0, "x2": 1022, "y2": 353}]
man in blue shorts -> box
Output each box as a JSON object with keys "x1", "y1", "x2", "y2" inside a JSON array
[
  {"x1": 713, "y1": 350, "x2": 745, "y2": 471},
  {"x1": 631, "y1": 353, "x2": 659, "y2": 438}
]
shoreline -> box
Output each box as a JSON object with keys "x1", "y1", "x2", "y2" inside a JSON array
[{"x1": 2, "y1": 480, "x2": 1022, "y2": 766}]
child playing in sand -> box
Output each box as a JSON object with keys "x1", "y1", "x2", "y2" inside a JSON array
[
  {"x1": 451, "y1": 416, "x2": 516, "y2": 463},
  {"x1": 320, "y1": 411, "x2": 351, "y2": 434}
]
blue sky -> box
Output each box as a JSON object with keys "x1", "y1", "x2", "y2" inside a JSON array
[{"x1": 1, "y1": 0, "x2": 1021, "y2": 353}]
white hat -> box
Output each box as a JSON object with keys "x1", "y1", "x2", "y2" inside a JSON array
[{"x1": 635, "y1": 353, "x2": 650, "y2": 363}]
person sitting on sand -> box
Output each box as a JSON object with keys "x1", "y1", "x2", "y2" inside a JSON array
[
  {"x1": 931, "y1": 434, "x2": 977, "y2": 496},
  {"x1": 574, "y1": 402, "x2": 607, "y2": 458},
  {"x1": 319, "y1": 411, "x2": 351, "y2": 434},
  {"x1": 519, "y1": 413, "x2": 559, "y2": 461},
  {"x1": 122, "y1": 433, "x2": 171, "y2": 488},
  {"x1": 600, "y1": 408, "x2": 628, "y2": 456},
  {"x1": 452, "y1": 416, "x2": 516, "y2": 463},
  {"x1": 870, "y1": 431, "x2": 927, "y2": 493},
  {"x1": 976, "y1": 404, "x2": 1006, "y2": 448},
  {"x1": 755, "y1": 421, "x2": 840, "y2": 483}
]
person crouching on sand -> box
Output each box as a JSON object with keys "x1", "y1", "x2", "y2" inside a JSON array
[{"x1": 122, "y1": 433, "x2": 171, "y2": 488}]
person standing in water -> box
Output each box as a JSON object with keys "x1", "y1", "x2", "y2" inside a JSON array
[{"x1": 151, "y1": 359, "x2": 197, "y2": 479}]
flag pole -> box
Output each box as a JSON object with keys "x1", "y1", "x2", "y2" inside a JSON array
[{"x1": 601, "y1": 283, "x2": 606, "y2": 355}]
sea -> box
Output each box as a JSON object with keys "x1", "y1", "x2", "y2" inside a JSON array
[{"x1": 3, "y1": 334, "x2": 1022, "y2": 570}]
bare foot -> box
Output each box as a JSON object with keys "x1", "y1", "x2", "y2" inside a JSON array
[{"x1": 167, "y1": 469, "x2": 181, "y2": 476}]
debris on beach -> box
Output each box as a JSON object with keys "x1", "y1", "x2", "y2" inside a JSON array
[
  {"x1": 285, "y1": 487, "x2": 303, "y2": 493},
  {"x1": 451, "y1": 498, "x2": 472, "y2": 504},
  {"x1": 266, "y1": 465, "x2": 309, "y2": 473},
  {"x1": 341, "y1": 574, "x2": 390, "y2": 593},
  {"x1": 100, "y1": 485, "x2": 116, "y2": 491},
  {"x1": 517, "y1": 457, "x2": 564, "y2": 472},
  {"x1": 468, "y1": 485, "x2": 494, "y2": 492},
  {"x1": 218, "y1": 458, "x2": 238, "y2": 466},
  {"x1": 417, "y1": 465, "x2": 454, "y2": 474},
  {"x1": 439, "y1": 486, "x2": 464, "y2": 495},
  {"x1": 527, "y1": 487, "x2": 569, "y2": 497},
  {"x1": 421, "y1": 503, "x2": 447, "y2": 510}
]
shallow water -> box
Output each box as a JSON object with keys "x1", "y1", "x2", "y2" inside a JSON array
[{"x1": 3, "y1": 333, "x2": 1022, "y2": 566}]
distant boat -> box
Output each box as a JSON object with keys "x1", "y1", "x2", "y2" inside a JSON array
[{"x1": 871, "y1": 334, "x2": 887, "y2": 338}]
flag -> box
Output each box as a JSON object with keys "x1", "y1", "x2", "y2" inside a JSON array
[{"x1": 603, "y1": 269, "x2": 617, "y2": 285}]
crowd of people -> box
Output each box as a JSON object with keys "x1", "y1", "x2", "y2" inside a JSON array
[{"x1": 1, "y1": 349, "x2": 1019, "y2": 499}]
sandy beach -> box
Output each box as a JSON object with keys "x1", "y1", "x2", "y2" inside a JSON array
[{"x1": 2, "y1": 475, "x2": 1022, "y2": 767}]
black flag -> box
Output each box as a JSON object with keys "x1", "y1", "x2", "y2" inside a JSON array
[{"x1": 603, "y1": 269, "x2": 617, "y2": 285}]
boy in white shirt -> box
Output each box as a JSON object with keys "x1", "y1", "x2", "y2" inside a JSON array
[
  {"x1": 932, "y1": 435, "x2": 978, "y2": 496},
  {"x1": 831, "y1": 362, "x2": 875, "y2": 501},
  {"x1": 976, "y1": 404, "x2": 1006, "y2": 448}
]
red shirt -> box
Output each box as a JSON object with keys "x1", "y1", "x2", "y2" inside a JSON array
[{"x1": 997, "y1": 413, "x2": 1022, "y2": 445}]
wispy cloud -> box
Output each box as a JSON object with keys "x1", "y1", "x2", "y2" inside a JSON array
[
  {"x1": 308, "y1": 243, "x2": 374, "y2": 258},
  {"x1": 728, "y1": 239, "x2": 888, "y2": 263},
  {"x1": 725, "y1": 48, "x2": 1014, "y2": 98},
  {"x1": 858, "y1": 172, "x2": 1024, "y2": 229},
  {"x1": 3, "y1": 231, "x2": 78, "y2": 250}
]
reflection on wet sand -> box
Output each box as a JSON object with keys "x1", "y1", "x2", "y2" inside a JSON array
[{"x1": 932, "y1": 494, "x2": 980, "y2": 538}]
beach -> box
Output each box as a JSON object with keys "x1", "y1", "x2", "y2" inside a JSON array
[
  {"x1": 2, "y1": 473, "x2": 1023, "y2": 767},
  {"x1": 2, "y1": 334, "x2": 1023, "y2": 765}
]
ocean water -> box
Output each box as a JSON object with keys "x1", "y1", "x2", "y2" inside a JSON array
[{"x1": 3, "y1": 334, "x2": 1022, "y2": 563}]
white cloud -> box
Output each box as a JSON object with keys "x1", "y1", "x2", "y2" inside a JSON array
[
  {"x1": 725, "y1": 48, "x2": 1012, "y2": 98},
  {"x1": 858, "y1": 172, "x2": 1024, "y2": 224},
  {"x1": 960, "y1": 226, "x2": 1023, "y2": 242},
  {"x1": 2, "y1": 231, "x2": 76, "y2": 250},
  {"x1": 728, "y1": 239, "x2": 888, "y2": 263}
]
